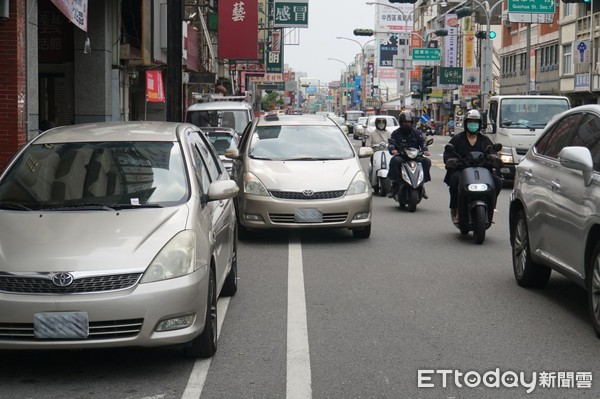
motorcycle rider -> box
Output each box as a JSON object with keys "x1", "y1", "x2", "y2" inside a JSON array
[
  {"x1": 366, "y1": 117, "x2": 390, "y2": 148},
  {"x1": 443, "y1": 109, "x2": 503, "y2": 224},
  {"x1": 387, "y1": 110, "x2": 431, "y2": 198}
]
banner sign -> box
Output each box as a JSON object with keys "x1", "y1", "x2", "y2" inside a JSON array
[
  {"x1": 439, "y1": 67, "x2": 462, "y2": 85},
  {"x1": 218, "y1": 0, "x2": 259, "y2": 59},
  {"x1": 51, "y1": 0, "x2": 88, "y2": 32},
  {"x1": 146, "y1": 71, "x2": 165, "y2": 103},
  {"x1": 444, "y1": 14, "x2": 459, "y2": 68},
  {"x1": 273, "y1": 0, "x2": 309, "y2": 28}
]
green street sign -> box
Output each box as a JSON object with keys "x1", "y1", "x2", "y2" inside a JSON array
[
  {"x1": 273, "y1": 1, "x2": 309, "y2": 28},
  {"x1": 508, "y1": 0, "x2": 554, "y2": 14},
  {"x1": 412, "y1": 48, "x2": 441, "y2": 61}
]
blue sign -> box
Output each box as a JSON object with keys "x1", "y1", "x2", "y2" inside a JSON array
[{"x1": 420, "y1": 114, "x2": 430, "y2": 123}]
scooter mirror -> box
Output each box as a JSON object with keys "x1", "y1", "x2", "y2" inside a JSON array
[
  {"x1": 492, "y1": 143, "x2": 502, "y2": 152},
  {"x1": 444, "y1": 143, "x2": 455, "y2": 152}
]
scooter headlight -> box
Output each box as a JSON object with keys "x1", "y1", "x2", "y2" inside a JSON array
[
  {"x1": 500, "y1": 147, "x2": 514, "y2": 164},
  {"x1": 468, "y1": 183, "x2": 489, "y2": 192},
  {"x1": 405, "y1": 148, "x2": 419, "y2": 159}
]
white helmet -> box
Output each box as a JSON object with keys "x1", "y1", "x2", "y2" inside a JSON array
[{"x1": 464, "y1": 109, "x2": 482, "y2": 133}]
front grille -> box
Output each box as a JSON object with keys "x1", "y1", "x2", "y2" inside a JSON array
[
  {"x1": 0, "y1": 318, "x2": 144, "y2": 341},
  {"x1": 269, "y1": 212, "x2": 348, "y2": 224},
  {"x1": 270, "y1": 190, "x2": 345, "y2": 200},
  {"x1": 0, "y1": 273, "x2": 143, "y2": 294}
]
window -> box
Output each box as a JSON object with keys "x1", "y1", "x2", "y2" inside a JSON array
[
  {"x1": 535, "y1": 113, "x2": 583, "y2": 159},
  {"x1": 574, "y1": 114, "x2": 600, "y2": 172},
  {"x1": 563, "y1": 44, "x2": 572, "y2": 75},
  {"x1": 563, "y1": 2, "x2": 573, "y2": 17}
]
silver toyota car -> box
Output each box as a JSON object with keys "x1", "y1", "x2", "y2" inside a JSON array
[
  {"x1": 0, "y1": 121, "x2": 239, "y2": 358},
  {"x1": 225, "y1": 113, "x2": 373, "y2": 239},
  {"x1": 509, "y1": 104, "x2": 600, "y2": 338}
]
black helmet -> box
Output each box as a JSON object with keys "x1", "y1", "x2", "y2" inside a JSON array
[
  {"x1": 375, "y1": 117, "x2": 387, "y2": 130},
  {"x1": 399, "y1": 110, "x2": 414, "y2": 125}
]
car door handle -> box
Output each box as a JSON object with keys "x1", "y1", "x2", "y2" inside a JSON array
[
  {"x1": 551, "y1": 180, "x2": 560, "y2": 191},
  {"x1": 524, "y1": 170, "x2": 533, "y2": 179}
]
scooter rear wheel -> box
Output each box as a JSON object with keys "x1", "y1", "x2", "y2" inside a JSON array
[{"x1": 379, "y1": 177, "x2": 387, "y2": 197}]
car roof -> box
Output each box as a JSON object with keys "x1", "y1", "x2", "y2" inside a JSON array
[
  {"x1": 33, "y1": 121, "x2": 190, "y2": 143},
  {"x1": 187, "y1": 101, "x2": 252, "y2": 111},
  {"x1": 257, "y1": 114, "x2": 338, "y2": 127}
]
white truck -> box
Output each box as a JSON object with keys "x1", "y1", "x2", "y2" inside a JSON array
[
  {"x1": 484, "y1": 95, "x2": 571, "y2": 181},
  {"x1": 186, "y1": 93, "x2": 254, "y2": 136}
]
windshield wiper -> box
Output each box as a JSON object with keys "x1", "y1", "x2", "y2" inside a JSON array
[
  {"x1": 47, "y1": 202, "x2": 163, "y2": 211},
  {"x1": 0, "y1": 202, "x2": 33, "y2": 211},
  {"x1": 281, "y1": 157, "x2": 333, "y2": 161}
]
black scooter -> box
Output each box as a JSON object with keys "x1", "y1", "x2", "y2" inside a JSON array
[{"x1": 445, "y1": 142, "x2": 502, "y2": 244}]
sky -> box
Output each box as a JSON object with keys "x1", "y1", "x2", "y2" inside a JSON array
[{"x1": 284, "y1": 1, "x2": 377, "y2": 84}]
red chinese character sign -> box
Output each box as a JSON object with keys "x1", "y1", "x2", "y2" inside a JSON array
[
  {"x1": 146, "y1": 71, "x2": 165, "y2": 103},
  {"x1": 218, "y1": 0, "x2": 259, "y2": 60}
]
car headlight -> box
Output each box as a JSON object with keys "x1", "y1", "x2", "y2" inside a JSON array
[
  {"x1": 346, "y1": 171, "x2": 370, "y2": 195},
  {"x1": 141, "y1": 230, "x2": 196, "y2": 283},
  {"x1": 500, "y1": 147, "x2": 514, "y2": 164},
  {"x1": 243, "y1": 172, "x2": 269, "y2": 196}
]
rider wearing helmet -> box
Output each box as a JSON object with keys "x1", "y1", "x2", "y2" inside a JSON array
[
  {"x1": 366, "y1": 117, "x2": 390, "y2": 148},
  {"x1": 443, "y1": 109, "x2": 503, "y2": 224},
  {"x1": 387, "y1": 110, "x2": 431, "y2": 198}
]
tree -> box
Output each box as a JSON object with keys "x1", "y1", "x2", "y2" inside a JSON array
[{"x1": 261, "y1": 91, "x2": 284, "y2": 111}]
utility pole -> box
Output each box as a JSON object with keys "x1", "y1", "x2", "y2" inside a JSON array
[{"x1": 167, "y1": 0, "x2": 183, "y2": 122}]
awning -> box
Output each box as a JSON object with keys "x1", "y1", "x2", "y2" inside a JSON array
[{"x1": 51, "y1": 0, "x2": 88, "y2": 32}]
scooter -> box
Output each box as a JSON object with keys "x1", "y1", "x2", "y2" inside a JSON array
[
  {"x1": 388, "y1": 138, "x2": 432, "y2": 212},
  {"x1": 445, "y1": 142, "x2": 502, "y2": 244},
  {"x1": 369, "y1": 142, "x2": 392, "y2": 197}
]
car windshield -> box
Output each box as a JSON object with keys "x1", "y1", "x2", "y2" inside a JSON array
[
  {"x1": 207, "y1": 134, "x2": 233, "y2": 155},
  {"x1": 187, "y1": 110, "x2": 248, "y2": 133},
  {"x1": 248, "y1": 125, "x2": 354, "y2": 161},
  {"x1": 0, "y1": 141, "x2": 189, "y2": 210},
  {"x1": 500, "y1": 99, "x2": 570, "y2": 128}
]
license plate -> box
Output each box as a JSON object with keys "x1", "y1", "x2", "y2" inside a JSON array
[
  {"x1": 295, "y1": 208, "x2": 323, "y2": 223},
  {"x1": 34, "y1": 312, "x2": 89, "y2": 339}
]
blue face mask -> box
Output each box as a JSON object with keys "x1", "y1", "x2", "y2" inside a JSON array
[{"x1": 466, "y1": 122, "x2": 479, "y2": 133}]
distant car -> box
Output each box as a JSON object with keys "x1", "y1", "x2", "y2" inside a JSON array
[
  {"x1": 0, "y1": 121, "x2": 239, "y2": 358},
  {"x1": 353, "y1": 116, "x2": 369, "y2": 140},
  {"x1": 186, "y1": 100, "x2": 253, "y2": 136},
  {"x1": 225, "y1": 113, "x2": 373, "y2": 239},
  {"x1": 509, "y1": 104, "x2": 600, "y2": 337},
  {"x1": 201, "y1": 126, "x2": 240, "y2": 176},
  {"x1": 363, "y1": 115, "x2": 399, "y2": 146},
  {"x1": 331, "y1": 116, "x2": 350, "y2": 135}
]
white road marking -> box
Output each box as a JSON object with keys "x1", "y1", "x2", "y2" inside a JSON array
[
  {"x1": 287, "y1": 232, "x2": 312, "y2": 399},
  {"x1": 181, "y1": 297, "x2": 230, "y2": 399}
]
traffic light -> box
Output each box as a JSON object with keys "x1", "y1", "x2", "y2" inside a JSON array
[
  {"x1": 353, "y1": 28, "x2": 374, "y2": 37},
  {"x1": 562, "y1": 0, "x2": 590, "y2": 3},
  {"x1": 389, "y1": 0, "x2": 418, "y2": 3},
  {"x1": 421, "y1": 67, "x2": 433, "y2": 95},
  {"x1": 455, "y1": 6, "x2": 473, "y2": 18},
  {"x1": 434, "y1": 29, "x2": 448, "y2": 37},
  {"x1": 475, "y1": 31, "x2": 496, "y2": 39}
]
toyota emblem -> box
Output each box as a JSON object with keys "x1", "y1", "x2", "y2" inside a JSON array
[
  {"x1": 302, "y1": 190, "x2": 315, "y2": 197},
  {"x1": 51, "y1": 272, "x2": 75, "y2": 287}
]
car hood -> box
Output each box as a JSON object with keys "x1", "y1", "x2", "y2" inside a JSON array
[
  {"x1": 0, "y1": 207, "x2": 188, "y2": 272},
  {"x1": 248, "y1": 159, "x2": 361, "y2": 191}
]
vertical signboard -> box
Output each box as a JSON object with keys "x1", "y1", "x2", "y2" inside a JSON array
[
  {"x1": 218, "y1": 0, "x2": 259, "y2": 59},
  {"x1": 444, "y1": 14, "x2": 459, "y2": 68},
  {"x1": 267, "y1": 28, "x2": 284, "y2": 73},
  {"x1": 379, "y1": 34, "x2": 398, "y2": 79},
  {"x1": 146, "y1": 71, "x2": 165, "y2": 103}
]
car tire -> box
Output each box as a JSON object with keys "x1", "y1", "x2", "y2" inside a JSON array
[
  {"x1": 352, "y1": 224, "x2": 371, "y2": 239},
  {"x1": 511, "y1": 209, "x2": 551, "y2": 287},
  {"x1": 237, "y1": 220, "x2": 251, "y2": 241},
  {"x1": 183, "y1": 267, "x2": 217, "y2": 358},
  {"x1": 221, "y1": 236, "x2": 238, "y2": 297},
  {"x1": 587, "y1": 242, "x2": 600, "y2": 338}
]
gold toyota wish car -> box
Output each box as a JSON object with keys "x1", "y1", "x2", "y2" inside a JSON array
[
  {"x1": 0, "y1": 121, "x2": 239, "y2": 358},
  {"x1": 226, "y1": 113, "x2": 373, "y2": 239}
]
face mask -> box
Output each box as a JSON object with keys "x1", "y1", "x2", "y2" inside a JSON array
[
  {"x1": 376, "y1": 123, "x2": 385, "y2": 130},
  {"x1": 466, "y1": 122, "x2": 479, "y2": 133}
]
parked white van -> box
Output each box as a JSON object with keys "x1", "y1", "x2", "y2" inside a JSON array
[
  {"x1": 484, "y1": 95, "x2": 570, "y2": 181},
  {"x1": 186, "y1": 96, "x2": 253, "y2": 136}
]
